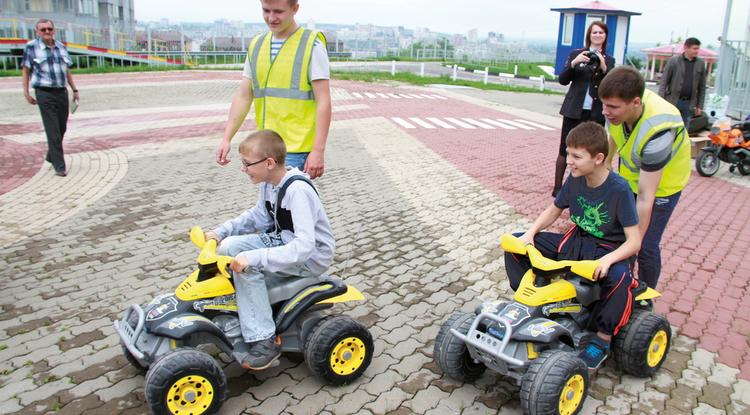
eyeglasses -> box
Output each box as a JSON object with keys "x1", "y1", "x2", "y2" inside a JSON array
[
  {"x1": 241, "y1": 157, "x2": 267, "y2": 169},
  {"x1": 39, "y1": 27, "x2": 54, "y2": 32}
]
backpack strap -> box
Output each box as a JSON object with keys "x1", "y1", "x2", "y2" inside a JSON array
[{"x1": 269, "y1": 175, "x2": 319, "y2": 234}]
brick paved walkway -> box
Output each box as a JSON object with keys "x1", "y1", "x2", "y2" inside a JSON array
[{"x1": 1, "y1": 71, "x2": 750, "y2": 414}]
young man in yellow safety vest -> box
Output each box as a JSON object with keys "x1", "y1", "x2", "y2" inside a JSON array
[
  {"x1": 599, "y1": 66, "x2": 691, "y2": 293},
  {"x1": 216, "y1": 0, "x2": 331, "y2": 179}
]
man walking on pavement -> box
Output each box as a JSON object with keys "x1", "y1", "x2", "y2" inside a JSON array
[
  {"x1": 215, "y1": 0, "x2": 331, "y2": 179},
  {"x1": 658, "y1": 37, "x2": 706, "y2": 130},
  {"x1": 600, "y1": 66, "x2": 691, "y2": 291},
  {"x1": 22, "y1": 18, "x2": 79, "y2": 177}
]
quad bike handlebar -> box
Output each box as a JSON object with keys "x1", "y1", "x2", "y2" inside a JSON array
[
  {"x1": 190, "y1": 226, "x2": 235, "y2": 279},
  {"x1": 500, "y1": 234, "x2": 599, "y2": 282}
]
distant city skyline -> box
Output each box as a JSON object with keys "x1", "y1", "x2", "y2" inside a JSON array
[{"x1": 135, "y1": 0, "x2": 750, "y2": 45}]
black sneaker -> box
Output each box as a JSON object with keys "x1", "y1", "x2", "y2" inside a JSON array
[
  {"x1": 233, "y1": 337, "x2": 281, "y2": 370},
  {"x1": 578, "y1": 336, "x2": 609, "y2": 369},
  {"x1": 638, "y1": 299, "x2": 654, "y2": 310}
]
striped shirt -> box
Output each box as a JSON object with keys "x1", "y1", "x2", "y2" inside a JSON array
[{"x1": 22, "y1": 38, "x2": 73, "y2": 89}]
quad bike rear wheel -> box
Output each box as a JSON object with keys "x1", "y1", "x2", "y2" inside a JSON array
[
  {"x1": 304, "y1": 315, "x2": 373, "y2": 385},
  {"x1": 738, "y1": 161, "x2": 750, "y2": 176},
  {"x1": 433, "y1": 312, "x2": 486, "y2": 382},
  {"x1": 696, "y1": 150, "x2": 720, "y2": 176},
  {"x1": 520, "y1": 350, "x2": 589, "y2": 415},
  {"x1": 144, "y1": 348, "x2": 227, "y2": 415},
  {"x1": 612, "y1": 309, "x2": 671, "y2": 377}
]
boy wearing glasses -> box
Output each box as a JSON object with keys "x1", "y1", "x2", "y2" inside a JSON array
[
  {"x1": 22, "y1": 18, "x2": 79, "y2": 177},
  {"x1": 204, "y1": 129, "x2": 335, "y2": 370}
]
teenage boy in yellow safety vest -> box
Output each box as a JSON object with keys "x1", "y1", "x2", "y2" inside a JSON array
[
  {"x1": 599, "y1": 66, "x2": 691, "y2": 295},
  {"x1": 216, "y1": 0, "x2": 331, "y2": 180}
]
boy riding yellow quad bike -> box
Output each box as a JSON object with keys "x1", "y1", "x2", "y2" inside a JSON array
[
  {"x1": 434, "y1": 234, "x2": 671, "y2": 415},
  {"x1": 114, "y1": 227, "x2": 373, "y2": 415}
]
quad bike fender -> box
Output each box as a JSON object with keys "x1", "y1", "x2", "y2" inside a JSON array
[
  {"x1": 275, "y1": 279, "x2": 348, "y2": 334},
  {"x1": 513, "y1": 317, "x2": 575, "y2": 347},
  {"x1": 152, "y1": 313, "x2": 231, "y2": 346},
  {"x1": 634, "y1": 287, "x2": 662, "y2": 301}
]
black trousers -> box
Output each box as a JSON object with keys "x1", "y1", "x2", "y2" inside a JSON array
[
  {"x1": 35, "y1": 87, "x2": 69, "y2": 172},
  {"x1": 505, "y1": 230, "x2": 637, "y2": 336}
]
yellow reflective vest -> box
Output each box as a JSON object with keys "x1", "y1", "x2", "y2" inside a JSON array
[
  {"x1": 247, "y1": 28, "x2": 326, "y2": 153},
  {"x1": 609, "y1": 89, "x2": 691, "y2": 197}
]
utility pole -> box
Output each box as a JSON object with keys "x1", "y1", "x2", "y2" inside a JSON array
[{"x1": 716, "y1": 0, "x2": 733, "y2": 95}]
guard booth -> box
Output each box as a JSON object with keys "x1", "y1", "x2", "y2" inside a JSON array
[{"x1": 550, "y1": 1, "x2": 641, "y2": 75}]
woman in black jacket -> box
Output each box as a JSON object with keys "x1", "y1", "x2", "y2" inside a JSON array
[{"x1": 553, "y1": 21, "x2": 615, "y2": 196}]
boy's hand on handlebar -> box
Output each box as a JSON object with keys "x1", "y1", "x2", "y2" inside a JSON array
[
  {"x1": 205, "y1": 231, "x2": 219, "y2": 242},
  {"x1": 593, "y1": 256, "x2": 613, "y2": 280},
  {"x1": 518, "y1": 232, "x2": 535, "y2": 247},
  {"x1": 230, "y1": 257, "x2": 248, "y2": 273}
]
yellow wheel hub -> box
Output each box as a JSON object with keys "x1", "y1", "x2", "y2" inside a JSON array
[
  {"x1": 647, "y1": 329, "x2": 668, "y2": 367},
  {"x1": 330, "y1": 336, "x2": 366, "y2": 376},
  {"x1": 166, "y1": 375, "x2": 214, "y2": 414},
  {"x1": 559, "y1": 374, "x2": 585, "y2": 415}
]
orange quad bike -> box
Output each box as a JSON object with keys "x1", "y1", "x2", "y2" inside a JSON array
[{"x1": 696, "y1": 119, "x2": 750, "y2": 176}]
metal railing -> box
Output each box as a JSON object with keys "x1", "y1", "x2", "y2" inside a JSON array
[
  {"x1": 0, "y1": 15, "x2": 136, "y2": 51},
  {"x1": 716, "y1": 40, "x2": 750, "y2": 120}
]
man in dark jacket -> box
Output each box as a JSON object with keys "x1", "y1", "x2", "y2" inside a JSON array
[{"x1": 658, "y1": 37, "x2": 706, "y2": 129}]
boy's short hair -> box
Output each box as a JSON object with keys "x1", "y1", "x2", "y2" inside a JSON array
[
  {"x1": 599, "y1": 66, "x2": 645, "y2": 101},
  {"x1": 566, "y1": 121, "x2": 609, "y2": 158},
  {"x1": 239, "y1": 130, "x2": 287, "y2": 165}
]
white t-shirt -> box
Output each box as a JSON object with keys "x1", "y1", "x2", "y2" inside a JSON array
[{"x1": 242, "y1": 37, "x2": 330, "y2": 82}]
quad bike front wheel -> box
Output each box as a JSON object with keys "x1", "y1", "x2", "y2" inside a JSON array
[
  {"x1": 696, "y1": 150, "x2": 720, "y2": 176},
  {"x1": 612, "y1": 309, "x2": 671, "y2": 377},
  {"x1": 738, "y1": 161, "x2": 750, "y2": 176},
  {"x1": 520, "y1": 350, "x2": 589, "y2": 415},
  {"x1": 121, "y1": 342, "x2": 147, "y2": 374},
  {"x1": 305, "y1": 315, "x2": 373, "y2": 385},
  {"x1": 433, "y1": 312, "x2": 486, "y2": 382},
  {"x1": 144, "y1": 348, "x2": 227, "y2": 415}
]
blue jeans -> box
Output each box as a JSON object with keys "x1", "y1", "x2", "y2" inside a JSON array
[
  {"x1": 218, "y1": 233, "x2": 315, "y2": 342},
  {"x1": 637, "y1": 191, "x2": 681, "y2": 289},
  {"x1": 285, "y1": 152, "x2": 309, "y2": 171},
  {"x1": 675, "y1": 99, "x2": 691, "y2": 130}
]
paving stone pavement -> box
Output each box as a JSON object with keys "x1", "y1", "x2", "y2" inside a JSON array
[{"x1": 1, "y1": 71, "x2": 750, "y2": 414}]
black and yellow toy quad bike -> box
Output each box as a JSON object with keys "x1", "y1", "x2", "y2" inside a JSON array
[
  {"x1": 114, "y1": 227, "x2": 373, "y2": 415},
  {"x1": 434, "y1": 234, "x2": 671, "y2": 415}
]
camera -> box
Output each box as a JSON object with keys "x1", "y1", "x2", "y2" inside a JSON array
[{"x1": 584, "y1": 51, "x2": 600, "y2": 67}]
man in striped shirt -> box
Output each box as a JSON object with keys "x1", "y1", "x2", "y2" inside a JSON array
[{"x1": 22, "y1": 18, "x2": 79, "y2": 177}]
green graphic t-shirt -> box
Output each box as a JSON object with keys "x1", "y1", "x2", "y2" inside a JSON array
[{"x1": 554, "y1": 172, "x2": 638, "y2": 243}]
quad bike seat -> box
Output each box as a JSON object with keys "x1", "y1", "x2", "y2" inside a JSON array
[{"x1": 266, "y1": 274, "x2": 335, "y2": 304}]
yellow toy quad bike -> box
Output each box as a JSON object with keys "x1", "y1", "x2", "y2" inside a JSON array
[
  {"x1": 434, "y1": 234, "x2": 671, "y2": 415},
  {"x1": 113, "y1": 227, "x2": 373, "y2": 415}
]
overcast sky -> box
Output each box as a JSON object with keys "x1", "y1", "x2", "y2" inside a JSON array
[{"x1": 135, "y1": 0, "x2": 750, "y2": 45}]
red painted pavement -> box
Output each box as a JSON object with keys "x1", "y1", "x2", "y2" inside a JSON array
[{"x1": 1, "y1": 73, "x2": 749, "y2": 379}]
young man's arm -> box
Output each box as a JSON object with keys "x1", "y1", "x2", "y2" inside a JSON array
[
  {"x1": 605, "y1": 136, "x2": 616, "y2": 170},
  {"x1": 518, "y1": 204, "x2": 564, "y2": 246},
  {"x1": 304, "y1": 78, "x2": 331, "y2": 179},
  {"x1": 216, "y1": 77, "x2": 253, "y2": 165},
  {"x1": 695, "y1": 61, "x2": 707, "y2": 116},
  {"x1": 635, "y1": 169, "x2": 663, "y2": 239},
  {"x1": 593, "y1": 225, "x2": 641, "y2": 279}
]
